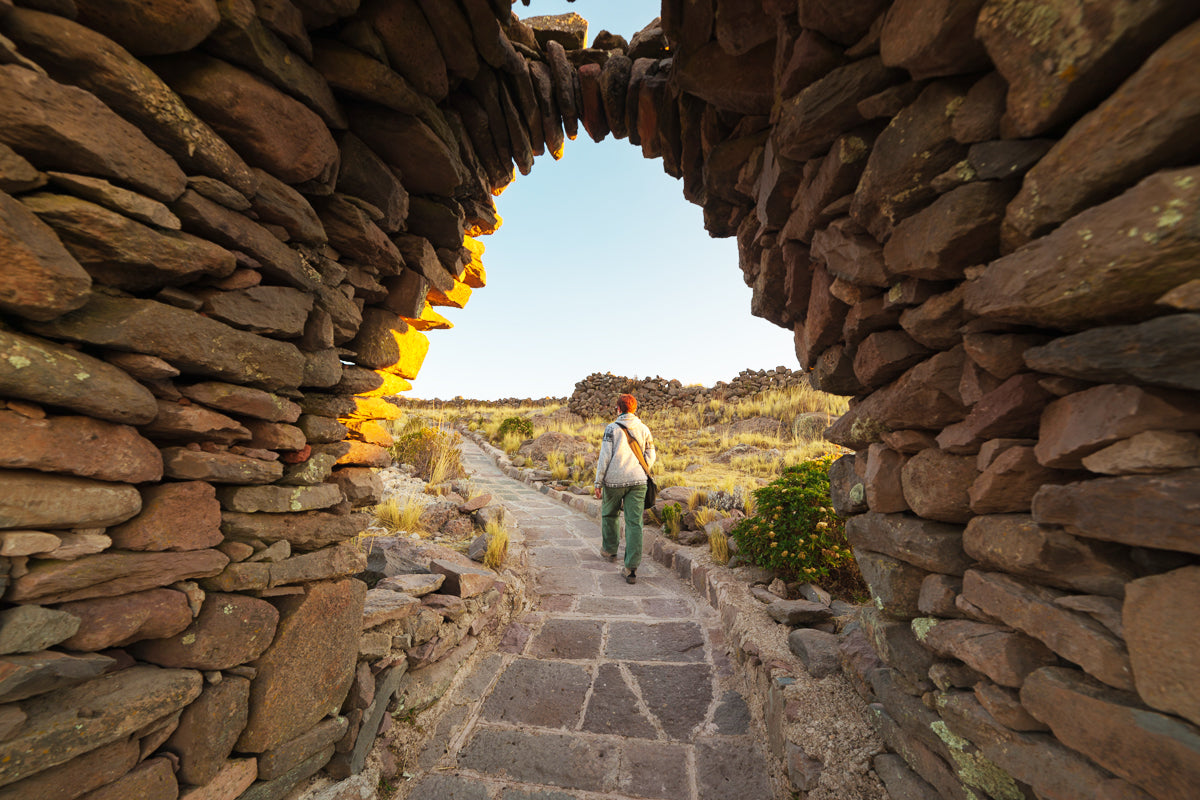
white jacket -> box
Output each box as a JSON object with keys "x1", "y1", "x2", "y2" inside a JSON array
[{"x1": 594, "y1": 413, "x2": 656, "y2": 488}]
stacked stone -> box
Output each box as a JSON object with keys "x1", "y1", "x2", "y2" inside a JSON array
[
  {"x1": 0, "y1": 0, "x2": 545, "y2": 798},
  {"x1": 594, "y1": 3, "x2": 1200, "y2": 800},
  {"x1": 567, "y1": 366, "x2": 805, "y2": 417}
]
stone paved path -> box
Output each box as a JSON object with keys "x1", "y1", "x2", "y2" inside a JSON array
[{"x1": 401, "y1": 439, "x2": 774, "y2": 800}]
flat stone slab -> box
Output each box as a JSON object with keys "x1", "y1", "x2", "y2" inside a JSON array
[
  {"x1": 694, "y1": 738, "x2": 773, "y2": 800},
  {"x1": 581, "y1": 663, "x2": 657, "y2": 738},
  {"x1": 712, "y1": 690, "x2": 753, "y2": 735},
  {"x1": 527, "y1": 619, "x2": 604, "y2": 660},
  {"x1": 534, "y1": 568, "x2": 595, "y2": 595},
  {"x1": 576, "y1": 597, "x2": 642, "y2": 615},
  {"x1": 617, "y1": 741, "x2": 691, "y2": 800},
  {"x1": 630, "y1": 663, "x2": 714, "y2": 740},
  {"x1": 458, "y1": 728, "x2": 614, "y2": 794},
  {"x1": 605, "y1": 621, "x2": 707, "y2": 662},
  {"x1": 481, "y1": 659, "x2": 590, "y2": 729}
]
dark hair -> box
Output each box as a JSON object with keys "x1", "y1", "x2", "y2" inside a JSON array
[{"x1": 617, "y1": 394, "x2": 637, "y2": 413}]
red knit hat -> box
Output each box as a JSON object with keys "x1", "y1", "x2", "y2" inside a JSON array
[{"x1": 617, "y1": 394, "x2": 637, "y2": 413}]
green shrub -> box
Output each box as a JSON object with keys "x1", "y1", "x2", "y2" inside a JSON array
[
  {"x1": 730, "y1": 457, "x2": 863, "y2": 595},
  {"x1": 497, "y1": 416, "x2": 533, "y2": 440}
]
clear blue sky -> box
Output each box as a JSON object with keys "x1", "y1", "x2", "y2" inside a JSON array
[{"x1": 408, "y1": 0, "x2": 799, "y2": 400}]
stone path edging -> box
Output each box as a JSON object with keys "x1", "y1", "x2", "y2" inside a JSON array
[{"x1": 459, "y1": 431, "x2": 874, "y2": 796}]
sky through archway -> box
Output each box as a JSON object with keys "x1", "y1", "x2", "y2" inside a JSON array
[{"x1": 408, "y1": 0, "x2": 799, "y2": 400}]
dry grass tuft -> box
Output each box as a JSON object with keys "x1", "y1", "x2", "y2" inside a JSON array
[
  {"x1": 709, "y1": 526, "x2": 730, "y2": 565},
  {"x1": 483, "y1": 519, "x2": 509, "y2": 570},
  {"x1": 374, "y1": 496, "x2": 426, "y2": 536}
]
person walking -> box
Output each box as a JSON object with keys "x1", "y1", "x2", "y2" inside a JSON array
[{"x1": 593, "y1": 393, "x2": 656, "y2": 584}]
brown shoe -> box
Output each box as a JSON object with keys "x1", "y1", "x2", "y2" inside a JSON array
[{"x1": 622, "y1": 567, "x2": 636, "y2": 584}]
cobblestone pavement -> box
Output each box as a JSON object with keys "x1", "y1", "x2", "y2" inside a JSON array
[{"x1": 402, "y1": 439, "x2": 774, "y2": 800}]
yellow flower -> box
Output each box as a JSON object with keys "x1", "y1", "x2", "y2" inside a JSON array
[
  {"x1": 780, "y1": 551, "x2": 789, "y2": 557},
  {"x1": 770, "y1": 542, "x2": 777, "y2": 548},
  {"x1": 816, "y1": 521, "x2": 828, "y2": 529}
]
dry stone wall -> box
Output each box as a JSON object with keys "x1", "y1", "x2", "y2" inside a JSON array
[
  {"x1": 568, "y1": 366, "x2": 806, "y2": 418},
  {"x1": 0, "y1": 1, "x2": 1198, "y2": 800}
]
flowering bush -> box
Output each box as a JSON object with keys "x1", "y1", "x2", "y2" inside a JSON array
[{"x1": 730, "y1": 457, "x2": 862, "y2": 594}]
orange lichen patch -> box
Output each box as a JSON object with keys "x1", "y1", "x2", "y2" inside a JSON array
[
  {"x1": 427, "y1": 279, "x2": 472, "y2": 309},
  {"x1": 403, "y1": 303, "x2": 453, "y2": 331},
  {"x1": 359, "y1": 372, "x2": 412, "y2": 398}
]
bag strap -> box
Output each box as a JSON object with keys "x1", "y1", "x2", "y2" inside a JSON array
[{"x1": 615, "y1": 422, "x2": 652, "y2": 477}]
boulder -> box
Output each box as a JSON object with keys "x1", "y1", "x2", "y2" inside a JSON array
[
  {"x1": 900, "y1": 449, "x2": 978, "y2": 523},
  {"x1": 850, "y1": 80, "x2": 971, "y2": 241},
  {"x1": 846, "y1": 512, "x2": 970, "y2": 575},
  {"x1": 1123, "y1": 566, "x2": 1200, "y2": 726},
  {"x1": 1033, "y1": 470, "x2": 1200, "y2": 555},
  {"x1": 0, "y1": 470, "x2": 142, "y2": 532},
  {"x1": 6, "y1": 549, "x2": 228, "y2": 604},
  {"x1": 165, "y1": 675, "x2": 251, "y2": 786},
  {"x1": 1020, "y1": 667, "x2": 1200, "y2": 800},
  {"x1": 108, "y1": 481, "x2": 221, "y2": 552},
  {"x1": 962, "y1": 570, "x2": 1133, "y2": 690},
  {"x1": 916, "y1": 618, "x2": 1056, "y2": 688},
  {"x1": 976, "y1": 0, "x2": 1199, "y2": 137},
  {"x1": 161, "y1": 447, "x2": 285, "y2": 485}
]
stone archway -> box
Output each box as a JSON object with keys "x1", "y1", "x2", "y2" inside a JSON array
[{"x1": 0, "y1": 2, "x2": 1198, "y2": 799}]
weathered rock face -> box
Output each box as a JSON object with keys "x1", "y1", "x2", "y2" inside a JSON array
[{"x1": 0, "y1": 2, "x2": 1195, "y2": 800}]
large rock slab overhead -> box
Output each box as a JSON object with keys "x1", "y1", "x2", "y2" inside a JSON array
[
  {"x1": 976, "y1": 0, "x2": 1199, "y2": 138},
  {"x1": 1002, "y1": 19, "x2": 1200, "y2": 247},
  {"x1": 72, "y1": 0, "x2": 221, "y2": 56},
  {"x1": 2, "y1": 7, "x2": 257, "y2": 196},
  {"x1": 0, "y1": 65, "x2": 187, "y2": 202},
  {"x1": 236, "y1": 578, "x2": 366, "y2": 753},
  {"x1": 28, "y1": 293, "x2": 305, "y2": 391},
  {"x1": 0, "y1": 188, "x2": 91, "y2": 322},
  {"x1": 348, "y1": 105, "x2": 465, "y2": 196},
  {"x1": 21, "y1": 192, "x2": 235, "y2": 291},
  {"x1": 159, "y1": 54, "x2": 338, "y2": 185},
  {"x1": 965, "y1": 166, "x2": 1200, "y2": 329}
]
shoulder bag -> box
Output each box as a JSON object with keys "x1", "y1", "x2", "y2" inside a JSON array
[{"x1": 615, "y1": 422, "x2": 657, "y2": 509}]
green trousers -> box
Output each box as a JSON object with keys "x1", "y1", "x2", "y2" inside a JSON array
[{"x1": 600, "y1": 484, "x2": 647, "y2": 570}]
